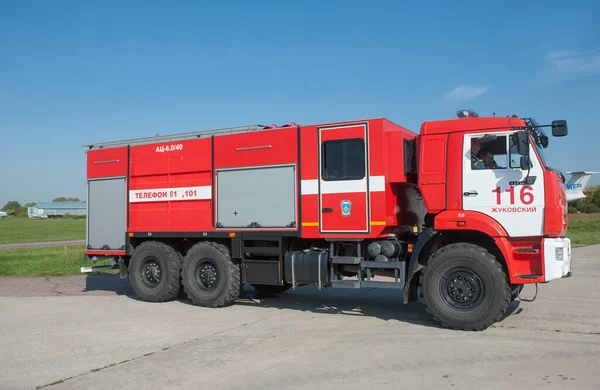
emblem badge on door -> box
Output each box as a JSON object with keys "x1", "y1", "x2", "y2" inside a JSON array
[{"x1": 341, "y1": 200, "x2": 352, "y2": 217}]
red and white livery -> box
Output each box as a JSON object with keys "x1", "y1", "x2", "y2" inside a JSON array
[{"x1": 82, "y1": 112, "x2": 572, "y2": 330}]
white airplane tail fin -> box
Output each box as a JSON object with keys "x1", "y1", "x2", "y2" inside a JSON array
[{"x1": 565, "y1": 171, "x2": 598, "y2": 203}]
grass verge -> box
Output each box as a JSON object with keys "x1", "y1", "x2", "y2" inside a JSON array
[
  {"x1": 0, "y1": 218, "x2": 86, "y2": 244},
  {"x1": 0, "y1": 215, "x2": 596, "y2": 277},
  {"x1": 0, "y1": 245, "x2": 113, "y2": 277},
  {"x1": 567, "y1": 213, "x2": 600, "y2": 245}
]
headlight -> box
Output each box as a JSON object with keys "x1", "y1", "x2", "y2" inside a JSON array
[{"x1": 555, "y1": 247, "x2": 564, "y2": 261}]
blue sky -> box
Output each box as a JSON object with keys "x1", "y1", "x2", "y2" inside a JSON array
[{"x1": 1, "y1": 0, "x2": 599, "y2": 206}]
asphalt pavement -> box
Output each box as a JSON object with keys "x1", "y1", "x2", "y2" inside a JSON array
[
  {"x1": 0, "y1": 245, "x2": 599, "y2": 389},
  {"x1": 0, "y1": 240, "x2": 85, "y2": 250}
]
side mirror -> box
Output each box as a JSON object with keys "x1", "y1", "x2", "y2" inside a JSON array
[
  {"x1": 515, "y1": 130, "x2": 529, "y2": 156},
  {"x1": 552, "y1": 120, "x2": 568, "y2": 137},
  {"x1": 520, "y1": 155, "x2": 530, "y2": 170}
]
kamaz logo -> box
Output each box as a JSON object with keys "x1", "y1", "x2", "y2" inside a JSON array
[{"x1": 566, "y1": 183, "x2": 582, "y2": 190}]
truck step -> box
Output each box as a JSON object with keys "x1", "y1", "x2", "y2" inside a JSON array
[
  {"x1": 331, "y1": 280, "x2": 404, "y2": 289},
  {"x1": 360, "y1": 260, "x2": 405, "y2": 269},
  {"x1": 81, "y1": 259, "x2": 118, "y2": 273},
  {"x1": 331, "y1": 256, "x2": 361, "y2": 264},
  {"x1": 81, "y1": 264, "x2": 118, "y2": 273}
]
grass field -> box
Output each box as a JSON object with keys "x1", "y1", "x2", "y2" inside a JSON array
[
  {"x1": 0, "y1": 218, "x2": 85, "y2": 244},
  {"x1": 0, "y1": 245, "x2": 112, "y2": 277},
  {"x1": 567, "y1": 213, "x2": 600, "y2": 245},
  {"x1": 0, "y1": 214, "x2": 597, "y2": 277}
]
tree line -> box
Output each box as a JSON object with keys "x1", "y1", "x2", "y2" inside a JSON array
[
  {"x1": 569, "y1": 185, "x2": 600, "y2": 214},
  {"x1": 1, "y1": 198, "x2": 81, "y2": 218}
]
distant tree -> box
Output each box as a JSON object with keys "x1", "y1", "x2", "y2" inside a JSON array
[
  {"x1": 573, "y1": 199, "x2": 590, "y2": 212},
  {"x1": 14, "y1": 208, "x2": 29, "y2": 218},
  {"x1": 24, "y1": 202, "x2": 37, "y2": 208},
  {"x1": 580, "y1": 204, "x2": 600, "y2": 214},
  {"x1": 52, "y1": 197, "x2": 80, "y2": 202},
  {"x1": 591, "y1": 188, "x2": 600, "y2": 208},
  {"x1": 1, "y1": 201, "x2": 22, "y2": 214}
]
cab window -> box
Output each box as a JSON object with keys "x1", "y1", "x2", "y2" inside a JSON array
[
  {"x1": 322, "y1": 138, "x2": 365, "y2": 181},
  {"x1": 470, "y1": 135, "x2": 507, "y2": 170},
  {"x1": 509, "y1": 133, "x2": 533, "y2": 169}
]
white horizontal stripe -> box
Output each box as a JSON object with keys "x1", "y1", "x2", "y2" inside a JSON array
[
  {"x1": 301, "y1": 176, "x2": 385, "y2": 195},
  {"x1": 369, "y1": 175, "x2": 385, "y2": 192},
  {"x1": 301, "y1": 179, "x2": 318, "y2": 195},
  {"x1": 130, "y1": 186, "x2": 211, "y2": 203},
  {"x1": 321, "y1": 178, "x2": 367, "y2": 194}
]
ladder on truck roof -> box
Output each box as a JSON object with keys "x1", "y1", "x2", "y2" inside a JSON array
[{"x1": 83, "y1": 124, "x2": 269, "y2": 150}]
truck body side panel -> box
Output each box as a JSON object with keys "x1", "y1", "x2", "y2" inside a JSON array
[
  {"x1": 299, "y1": 118, "x2": 421, "y2": 239},
  {"x1": 213, "y1": 126, "x2": 299, "y2": 232},
  {"x1": 88, "y1": 178, "x2": 127, "y2": 251},
  {"x1": 299, "y1": 125, "x2": 319, "y2": 235},
  {"x1": 418, "y1": 134, "x2": 447, "y2": 213},
  {"x1": 318, "y1": 122, "x2": 371, "y2": 234},
  {"x1": 365, "y1": 120, "x2": 386, "y2": 234},
  {"x1": 213, "y1": 127, "x2": 298, "y2": 169},
  {"x1": 87, "y1": 147, "x2": 128, "y2": 179},
  {"x1": 86, "y1": 147, "x2": 129, "y2": 254},
  {"x1": 446, "y1": 132, "x2": 463, "y2": 210},
  {"x1": 216, "y1": 165, "x2": 297, "y2": 229},
  {"x1": 128, "y1": 138, "x2": 213, "y2": 232},
  {"x1": 383, "y1": 119, "x2": 425, "y2": 232}
]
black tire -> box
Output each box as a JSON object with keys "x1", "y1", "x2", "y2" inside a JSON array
[
  {"x1": 510, "y1": 284, "x2": 524, "y2": 301},
  {"x1": 419, "y1": 243, "x2": 511, "y2": 331},
  {"x1": 176, "y1": 251, "x2": 187, "y2": 298},
  {"x1": 129, "y1": 241, "x2": 182, "y2": 302},
  {"x1": 251, "y1": 284, "x2": 291, "y2": 295},
  {"x1": 181, "y1": 242, "x2": 240, "y2": 307}
]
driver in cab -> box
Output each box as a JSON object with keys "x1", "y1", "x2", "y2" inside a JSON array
[{"x1": 471, "y1": 139, "x2": 499, "y2": 169}]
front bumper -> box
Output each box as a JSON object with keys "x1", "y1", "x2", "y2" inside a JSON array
[{"x1": 543, "y1": 237, "x2": 572, "y2": 282}]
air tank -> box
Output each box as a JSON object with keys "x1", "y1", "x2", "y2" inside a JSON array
[
  {"x1": 367, "y1": 242, "x2": 382, "y2": 258},
  {"x1": 380, "y1": 241, "x2": 403, "y2": 259},
  {"x1": 374, "y1": 255, "x2": 388, "y2": 262}
]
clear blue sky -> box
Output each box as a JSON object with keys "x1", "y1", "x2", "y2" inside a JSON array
[{"x1": 1, "y1": 0, "x2": 599, "y2": 206}]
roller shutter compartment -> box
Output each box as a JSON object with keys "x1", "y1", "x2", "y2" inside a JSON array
[
  {"x1": 87, "y1": 178, "x2": 127, "y2": 250},
  {"x1": 216, "y1": 165, "x2": 296, "y2": 229}
]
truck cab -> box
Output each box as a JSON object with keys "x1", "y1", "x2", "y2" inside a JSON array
[{"x1": 415, "y1": 113, "x2": 570, "y2": 279}]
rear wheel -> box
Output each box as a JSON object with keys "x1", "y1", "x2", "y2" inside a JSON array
[
  {"x1": 129, "y1": 241, "x2": 182, "y2": 302},
  {"x1": 181, "y1": 242, "x2": 240, "y2": 307},
  {"x1": 420, "y1": 243, "x2": 510, "y2": 331}
]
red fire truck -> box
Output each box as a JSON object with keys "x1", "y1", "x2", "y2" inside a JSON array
[{"x1": 82, "y1": 110, "x2": 572, "y2": 330}]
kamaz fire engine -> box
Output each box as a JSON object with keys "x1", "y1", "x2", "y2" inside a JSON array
[{"x1": 82, "y1": 110, "x2": 572, "y2": 330}]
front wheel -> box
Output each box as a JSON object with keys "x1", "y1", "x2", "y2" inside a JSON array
[{"x1": 419, "y1": 243, "x2": 511, "y2": 331}]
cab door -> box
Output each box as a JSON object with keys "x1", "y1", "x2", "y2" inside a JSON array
[
  {"x1": 318, "y1": 123, "x2": 369, "y2": 234},
  {"x1": 462, "y1": 132, "x2": 545, "y2": 237}
]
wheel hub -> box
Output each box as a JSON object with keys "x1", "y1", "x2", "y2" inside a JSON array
[
  {"x1": 441, "y1": 268, "x2": 484, "y2": 310},
  {"x1": 141, "y1": 259, "x2": 162, "y2": 288},
  {"x1": 196, "y1": 261, "x2": 219, "y2": 291}
]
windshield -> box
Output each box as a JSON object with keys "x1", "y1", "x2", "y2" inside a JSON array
[
  {"x1": 524, "y1": 118, "x2": 565, "y2": 181},
  {"x1": 524, "y1": 118, "x2": 550, "y2": 168}
]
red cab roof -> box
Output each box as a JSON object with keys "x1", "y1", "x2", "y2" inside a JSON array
[{"x1": 420, "y1": 116, "x2": 527, "y2": 135}]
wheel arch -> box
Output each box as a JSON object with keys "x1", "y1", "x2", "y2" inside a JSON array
[{"x1": 404, "y1": 228, "x2": 509, "y2": 303}]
